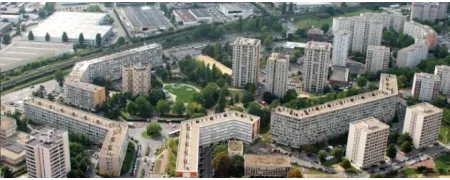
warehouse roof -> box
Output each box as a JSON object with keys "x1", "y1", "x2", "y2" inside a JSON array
[
  {"x1": 173, "y1": 9, "x2": 197, "y2": 22},
  {"x1": 121, "y1": 6, "x2": 171, "y2": 28},
  {"x1": 189, "y1": 8, "x2": 210, "y2": 18}
]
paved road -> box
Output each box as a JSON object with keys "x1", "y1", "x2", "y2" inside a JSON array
[{"x1": 203, "y1": 147, "x2": 213, "y2": 178}]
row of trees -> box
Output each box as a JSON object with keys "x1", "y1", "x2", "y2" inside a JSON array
[
  {"x1": 178, "y1": 56, "x2": 231, "y2": 86},
  {"x1": 382, "y1": 29, "x2": 415, "y2": 49},
  {"x1": 67, "y1": 133, "x2": 92, "y2": 178},
  {"x1": 212, "y1": 145, "x2": 245, "y2": 177},
  {"x1": 201, "y1": 42, "x2": 232, "y2": 68},
  {"x1": 27, "y1": 31, "x2": 103, "y2": 46}
]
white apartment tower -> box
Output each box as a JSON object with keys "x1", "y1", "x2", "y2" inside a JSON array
[
  {"x1": 332, "y1": 30, "x2": 350, "y2": 66},
  {"x1": 365, "y1": 45, "x2": 390, "y2": 73},
  {"x1": 231, "y1": 37, "x2": 261, "y2": 88},
  {"x1": 346, "y1": 117, "x2": 389, "y2": 170},
  {"x1": 434, "y1": 65, "x2": 450, "y2": 95},
  {"x1": 352, "y1": 19, "x2": 383, "y2": 53},
  {"x1": 412, "y1": 72, "x2": 441, "y2": 102},
  {"x1": 265, "y1": 53, "x2": 289, "y2": 98},
  {"x1": 302, "y1": 41, "x2": 331, "y2": 93},
  {"x1": 122, "y1": 63, "x2": 151, "y2": 96},
  {"x1": 403, "y1": 103, "x2": 443, "y2": 149},
  {"x1": 25, "y1": 127, "x2": 71, "y2": 178},
  {"x1": 411, "y1": 2, "x2": 448, "y2": 22}
]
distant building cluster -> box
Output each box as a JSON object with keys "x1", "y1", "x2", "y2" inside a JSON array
[
  {"x1": 410, "y1": 2, "x2": 448, "y2": 22},
  {"x1": 173, "y1": 8, "x2": 212, "y2": 25},
  {"x1": 120, "y1": 6, "x2": 173, "y2": 35}
]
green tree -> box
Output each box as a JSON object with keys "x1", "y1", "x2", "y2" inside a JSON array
[
  {"x1": 190, "y1": 112, "x2": 206, "y2": 118},
  {"x1": 280, "y1": 2, "x2": 287, "y2": 14},
  {"x1": 78, "y1": 33, "x2": 84, "y2": 46},
  {"x1": 230, "y1": 155, "x2": 244, "y2": 177},
  {"x1": 400, "y1": 141, "x2": 412, "y2": 153},
  {"x1": 135, "y1": 96, "x2": 153, "y2": 117},
  {"x1": 282, "y1": 89, "x2": 298, "y2": 103},
  {"x1": 38, "y1": 9, "x2": 46, "y2": 18},
  {"x1": 45, "y1": 32, "x2": 50, "y2": 41},
  {"x1": 213, "y1": 144, "x2": 227, "y2": 156},
  {"x1": 62, "y1": 32, "x2": 68, "y2": 42},
  {"x1": 87, "y1": 5, "x2": 102, "y2": 12},
  {"x1": 186, "y1": 102, "x2": 205, "y2": 118},
  {"x1": 171, "y1": 100, "x2": 186, "y2": 115},
  {"x1": 320, "y1": 24, "x2": 330, "y2": 33},
  {"x1": 397, "y1": 133, "x2": 412, "y2": 145},
  {"x1": 367, "y1": 82, "x2": 379, "y2": 91},
  {"x1": 0, "y1": 165, "x2": 13, "y2": 178},
  {"x1": 341, "y1": 2, "x2": 347, "y2": 7},
  {"x1": 288, "y1": 2, "x2": 294, "y2": 13},
  {"x1": 54, "y1": 70, "x2": 65, "y2": 87},
  {"x1": 117, "y1": 36, "x2": 126, "y2": 46},
  {"x1": 146, "y1": 122, "x2": 162, "y2": 137},
  {"x1": 156, "y1": 100, "x2": 171, "y2": 115},
  {"x1": 212, "y1": 152, "x2": 231, "y2": 177},
  {"x1": 215, "y1": 88, "x2": 227, "y2": 113},
  {"x1": 148, "y1": 88, "x2": 166, "y2": 106},
  {"x1": 332, "y1": 147, "x2": 343, "y2": 161},
  {"x1": 342, "y1": 159, "x2": 351, "y2": 169},
  {"x1": 96, "y1": 33, "x2": 102, "y2": 46},
  {"x1": 216, "y1": 78, "x2": 225, "y2": 88},
  {"x1": 318, "y1": 150, "x2": 326, "y2": 163},
  {"x1": 241, "y1": 92, "x2": 255, "y2": 108},
  {"x1": 386, "y1": 144, "x2": 397, "y2": 159},
  {"x1": 287, "y1": 168, "x2": 303, "y2": 178},
  {"x1": 126, "y1": 101, "x2": 138, "y2": 115},
  {"x1": 370, "y1": 173, "x2": 382, "y2": 178},
  {"x1": 28, "y1": 30, "x2": 34, "y2": 40},
  {"x1": 357, "y1": 77, "x2": 368, "y2": 87},
  {"x1": 263, "y1": 35, "x2": 273, "y2": 47}
]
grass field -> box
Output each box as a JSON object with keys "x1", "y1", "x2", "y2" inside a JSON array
[
  {"x1": 402, "y1": 168, "x2": 419, "y2": 178},
  {"x1": 435, "y1": 154, "x2": 450, "y2": 175},
  {"x1": 164, "y1": 84, "x2": 196, "y2": 103},
  {"x1": 294, "y1": 9, "x2": 375, "y2": 29},
  {"x1": 439, "y1": 126, "x2": 450, "y2": 144}
]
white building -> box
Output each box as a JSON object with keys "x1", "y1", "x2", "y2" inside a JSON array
[
  {"x1": 302, "y1": 41, "x2": 331, "y2": 93},
  {"x1": 25, "y1": 126, "x2": 71, "y2": 178},
  {"x1": 265, "y1": 53, "x2": 289, "y2": 98},
  {"x1": 412, "y1": 72, "x2": 441, "y2": 102},
  {"x1": 219, "y1": 3, "x2": 254, "y2": 18},
  {"x1": 189, "y1": 8, "x2": 213, "y2": 24},
  {"x1": 271, "y1": 74, "x2": 398, "y2": 148},
  {"x1": 434, "y1": 65, "x2": 450, "y2": 95},
  {"x1": 403, "y1": 103, "x2": 443, "y2": 149},
  {"x1": 346, "y1": 117, "x2": 389, "y2": 170},
  {"x1": 365, "y1": 45, "x2": 390, "y2": 73},
  {"x1": 396, "y1": 41, "x2": 429, "y2": 69},
  {"x1": 410, "y1": 2, "x2": 448, "y2": 22},
  {"x1": 360, "y1": 12, "x2": 406, "y2": 33},
  {"x1": 231, "y1": 38, "x2": 261, "y2": 88},
  {"x1": 352, "y1": 19, "x2": 383, "y2": 53},
  {"x1": 30, "y1": 12, "x2": 113, "y2": 45},
  {"x1": 122, "y1": 63, "x2": 151, "y2": 96},
  {"x1": 404, "y1": 21, "x2": 437, "y2": 50},
  {"x1": 1, "y1": 115, "x2": 17, "y2": 139},
  {"x1": 332, "y1": 30, "x2": 350, "y2": 67}
]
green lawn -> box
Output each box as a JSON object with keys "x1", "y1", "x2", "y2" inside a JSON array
[
  {"x1": 435, "y1": 154, "x2": 450, "y2": 175},
  {"x1": 439, "y1": 126, "x2": 450, "y2": 144},
  {"x1": 294, "y1": 9, "x2": 375, "y2": 29},
  {"x1": 121, "y1": 142, "x2": 136, "y2": 174},
  {"x1": 402, "y1": 168, "x2": 419, "y2": 178},
  {"x1": 163, "y1": 84, "x2": 196, "y2": 103},
  {"x1": 141, "y1": 131, "x2": 160, "y2": 139}
]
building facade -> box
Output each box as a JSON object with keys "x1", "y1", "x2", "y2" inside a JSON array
[
  {"x1": 64, "y1": 44, "x2": 162, "y2": 111},
  {"x1": 122, "y1": 63, "x2": 151, "y2": 96},
  {"x1": 244, "y1": 155, "x2": 291, "y2": 178},
  {"x1": 402, "y1": 103, "x2": 443, "y2": 149},
  {"x1": 265, "y1": 53, "x2": 289, "y2": 98},
  {"x1": 271, "y1": 74, "x2": 398, "y2": 148},
  {"x1": 352, "y1": 19, "x2": 383, "y2": 53},
  {"x1": 412, "y1": 73, "x2": 441, "y2": 102},
  {"x1": 346, "y1": 117, "x2": 389, "y2": 170},
  {"x1": 331, "y1": 30, "x2": 350, "y2": 67},
  {"x1": 302, "y1": 41, "x2": 331, "y2": 93},
  {"x1": 231, "y1": 38, "x2": 261, "y2": 88},
  {"x1": 1, "y1": 115, "x2": 17, "y2": 139},
  {"x1": 396, "y1": 41, "x2": 429, "y2": 69},
  {"x1": 404, "y1": 21, "x2": 437, "y2": 50},
  {"x1": 365, "y1": 45, "x2": 390, "y2": 73},
  {"x1": 307, "y1": 28, "x2": 324, "y2": 41},
  {"x1": 24, "y1": 98, "x2": 129, "y2": 176},
  {"x1": 411, "y1": 2, "x2": 448, "y2": 22},
  {"x1": 434, "y1": 65, "x2": 450, "y2": 95},
  {"x1": 25, "y1": 126, "x2": 71, "y2": 178}
]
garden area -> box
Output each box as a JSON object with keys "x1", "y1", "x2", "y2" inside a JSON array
[
  {"x1": 435, "y1": 154, "x2": 450, "y2": 175},
  {"x1": 163, "y1": 84, "x2": 197, "y2": 103},
  {"x1": 439, "y1": 126, "x2": 450, "y2": 144}
]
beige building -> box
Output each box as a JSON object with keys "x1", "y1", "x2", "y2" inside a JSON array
[
  {"x1": 435, "y1": 65, "x2": 450, "y2": 95},
  {"x1": 332, "y1": 30, "x2": 350, "y2": 67},
  {"x1": 24, "y1": 98, "x2": 129, "y2": 176},
  {"x1": 1, "y1": 146, "x2": 26, "y2": 166},
  {"x1": 265, "y1": 53, "x2": 289, "y2": 98},
  {"x1": 412, "y1": 73, "x2": 441, "y2": 102},
  {"x1": 402, "y1": 103, "x2": 443, "y2": 149},
  {"x1": 352, "y1": 19, "x2": 383, "y2": 53},
  {"x1": 244, "y1": 155, "x2": 291, "y2": 178},
  {"x1": 271, "y1": 74, "x2": 398, "y2": 148},
  {"x1": 25, "y1": 126, "x2": 71, "y2": 178},
  {"x1": 346, "y1": 117, "x2": 389, "y2": 170},
  {"x1": 1, "y1": 115, "x2": 17, "y2": 139},
  {"x1": 365, "y1": 45, "x2": 390, "y2": 73},
  {"x1": 228, "y1": 140, "x2": 243, "y2": 157},
  {"x1": 231, "y1": 38, "x2": 261, "y2": 88},
  {"x1": 175, "y1": 111, "x2": 260, "y2": 178},
  {"x1": 122, "y1": 63, "x2": 151, "y2": 96},
  {"x1": 64, "y1": 44, "x2": 162, "y2": 111},
  {"x1": 302, "y1": 41, "x2": 331, "y2": 93}
]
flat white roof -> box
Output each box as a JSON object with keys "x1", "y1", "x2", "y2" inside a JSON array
[
  {"x1": 285, "y1": 42, "x2": 307, "y2": 49},
  {"x1": 31, "y1": 11, "x2": 112, "y2": 40}
]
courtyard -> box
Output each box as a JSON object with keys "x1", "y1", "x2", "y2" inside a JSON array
[{"x1": 163, "y1": 83, "x2": 199, "y2": 103}]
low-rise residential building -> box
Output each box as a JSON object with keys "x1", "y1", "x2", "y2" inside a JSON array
[
  {"x1": 346, "y1": 117, "x2": 389, "y2": 170},
  {"x1": 265, "y1": 53, "x2": 289, "y2": 98},
  {"x1": 412, "y1": 73, "x2": 441, "y2": 102},
  {"x1": 1, "y1": 145, "x2": 26, "y2": 166},
  {"x1": 403, "y1": 103, "x2": 443, "y2": 149},
  {"x1": 244, "y1": 155, "x2": 291, "y2": 178},
  {"x1": 24, "y1": 98, "x2": 129, "y2": 176},
  {"x1": 228, "y1": 140, "x2": 243, "y2": 157},
  {"x1": 307, "y1": 28, "x2": 324, "y2": 41},
  {"x1": 122, "y1": 63, "x2": 151, "y2": 96},
  {"x1": 329, "y1": 66, "x2": 350, "y2": 87},
  {"x1": 25, "y1": 126, "x2": 71, "y2": 178},
  {"x1": 63, "y1": 44, "x2": 162, "y2": 111},
  {"x1": 435, "y1": 65, "x2": 450, "y2": 95},
  {"x1": 1, "y1": 115, "x2": 17, "y2": 139},
  {"x1": 271, "y1": 74, "x2": 398, "y2": 148},
  {"x1": 365, "y1": 45, "x2": 390, "y2": 73},
  {"x1": 175, "y1": 111, "x2": 260, "y2": 178}
]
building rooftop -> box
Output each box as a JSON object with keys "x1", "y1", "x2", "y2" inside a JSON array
[
  {"x1": 408, "y1": 102, "x2": 443, "y2": 115},
  {"x1": 176, "y1": 111, "x2": 260, "y2": 174},
  {"x1": 1, "y1": 146, "x2": 25, "y2": 161},
  {"x1": 284, "y1": 42, "x2": 307, "y2": 49},
  {"x1": 1, "y1": 115, "x2": 17, "y2": 131},
  {"x1": 244, "y1": 154, "x2": 291, "y2": 167},
  {"x1": 121, "y1": 6, "x2": 171, "y2": 28},
  {"x1": 329, "y1": 66, "x2": 349, "y2": 83},
  {"x1": 228, "y1": 141, "x2": 243, "y2": 152},
  {"x1": 231, "y1": 37, "x2": 261, "y2": 46},
  {"x1": 351, "y1": 117, "x2": 389, "y2": 133},
  {"x1": 415, "y1": 72, "x2": 440, "y2": 81},
  {"x1": 31, "y1": 11, "x2": 112, "y2": 40},
  {"x1": 26, "y1": 126, "x2": 67, "y2": 148},
  {"x1": 25, "y1": 98, "x2": 128, "y2": 159},
  {"x1": 274, "y1": 74, "x2": 398, "y2": 119},
  {"x1": 189, "y1": 8, "x2": 210, "y2": 18},
  {"x1": 307, "y1": 28, "x2": 324, "y2": 35},
  {"x1": 436, "y1": 65, "x2": 450, "y2": 71},
  {"x1": 306, "y1": 41, "x2": 332, "y2": 50},
  {"x1": 173, "y1": 9, "x2": 197, "y2": 23},
  {"x1": 368, "y1": 45, "x2": 390, "y2": 51},
  {"x1": 220, "y1": 3, "x2": 256, "y2": 11}
]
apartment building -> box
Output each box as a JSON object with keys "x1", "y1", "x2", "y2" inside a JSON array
[
  {"x1": 175, "y1": 111, "x2": 260, "y2": 178},
  {"x1": 396, "y1": 41, "x2": 429, "y2": 69},
  {"x1": 307, "y1": 28, "x2": 324, "y2": 41},
  {"x1": 302, "y1": 41, "x2": 331, "y2": 93},
  {"x1": 352, "y1": 19, "x2": 383, "y2": 53},
  {"x1": 346, "y1": 117, "x2": 389, "y2": 170},
  {"x1": 25, "y1": 126, "x2": 71, "y2": 178},
  {"x1": 231, "y1": 38, "x2": 261, "y2": 88},
  {"x1": 412, "y1": 73, "x2": 441, "y2": 102},
  {"x1": 360, "y1": 12, "x2": 406, "y2": 32},
  {"x1": 404, "y1": 21, "x2": 437, "y2": 50},
  {"x1": 244, "y1": 155, "x2": 291, "y2": 178},
  {"x1": 271, "y1": 74, "x2": 398, "y2": 148},
  {"x1": 228, "y1": 140, "x2": 243, "y2": 157},
  {"x1": 411, "y1": 2, "x2": 448, "y2": 22},
  {"x1": 122, "y1": 63, "x2": 151, "y2": 96},
  {"x1": 1, "y1": 115, "x2": 17, "y2": 139},
  {"x1": 403, "y1": 103, "x2": 443, "y2": 149},
  {"x1": 24, "y1": 98, "x2": 129, "y2": 176},
  {"x1": 331, "y1": 30, "x2": 350, "y2": 67},
  {"x1": 64, "y1": 44, "x2": 162, "y2": 111},
  {"x1": 265, "y1": 53, "x2": 289, "y2": 98},
  {"x1": 365, "y1": 45, "x2": 390, "y2": 73},
  {"x1": 434, "y1": 65, "x2": 450, "y2": 95}
]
